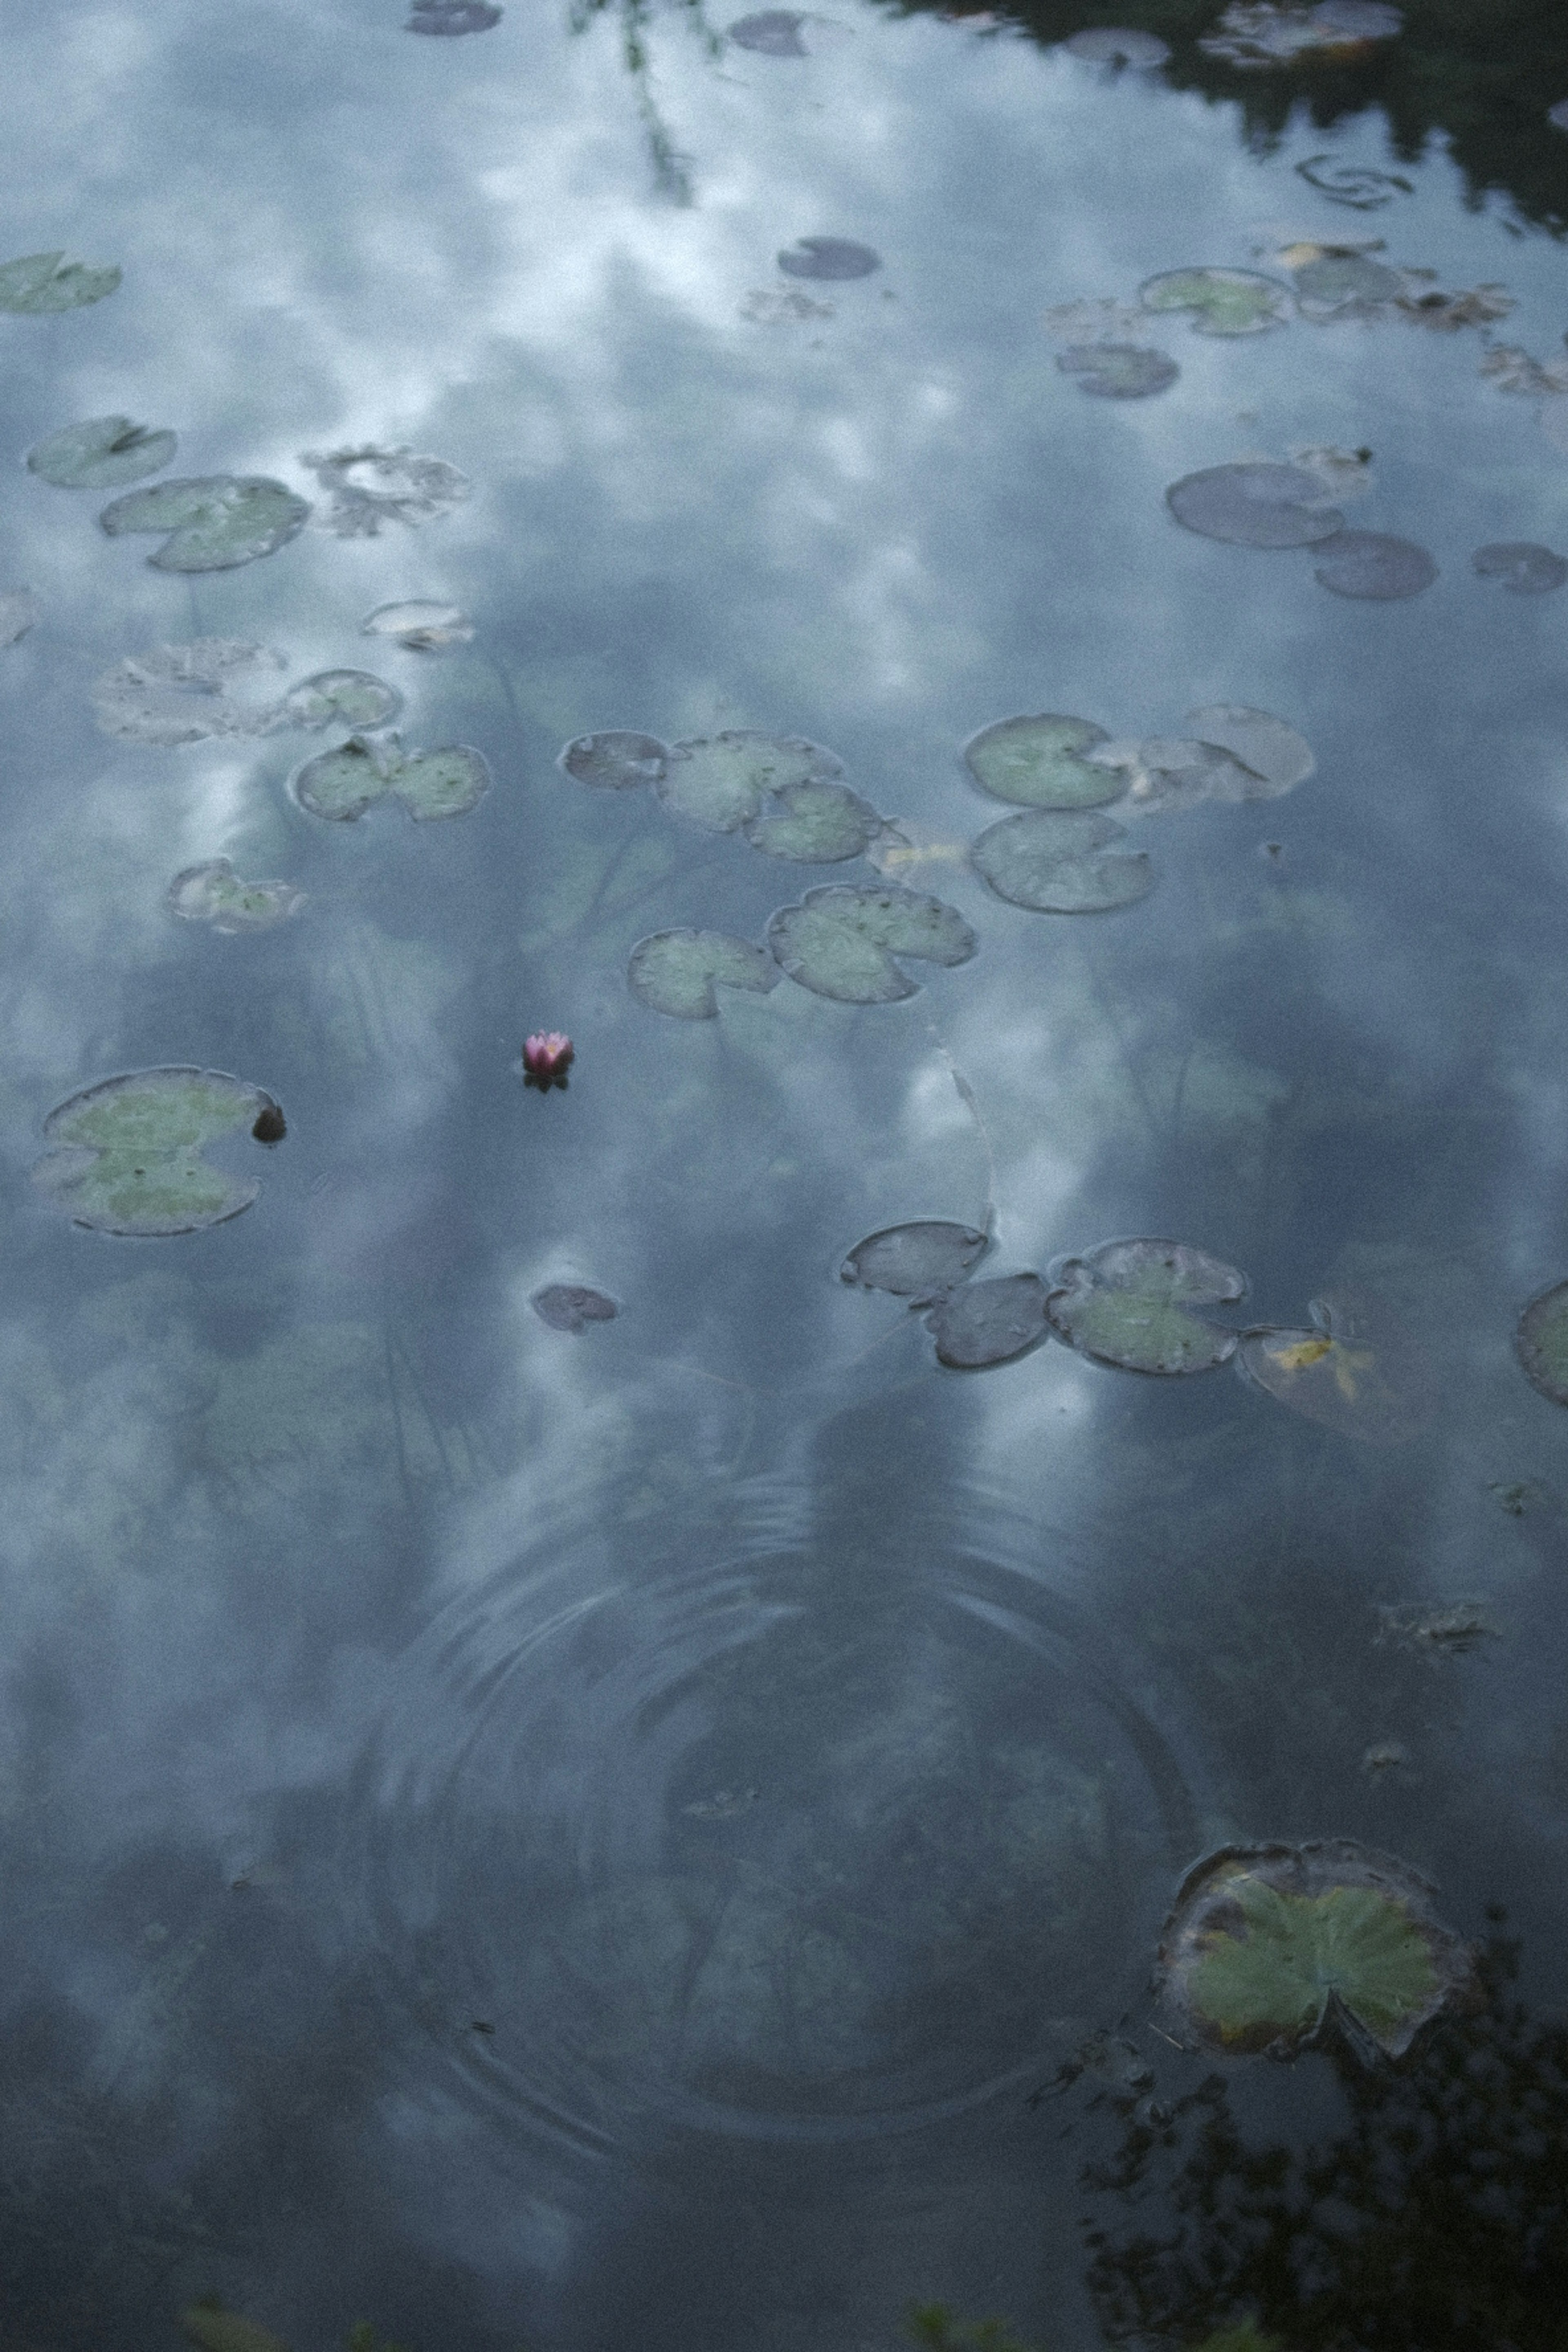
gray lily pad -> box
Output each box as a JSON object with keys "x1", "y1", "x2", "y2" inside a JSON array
[
  {"x1": 1183, "y1": 704, "x2": 1315, "y2": 794},
  {"x1": 971, "y1": 808, "x2": 1153, "y2": 912},
  {"x1": 167, "y1": 858, "x2": 304, "y2": 933},
  {"x1": 299, "y1": 445, "x2": 471, "y2": 536},
  {"x1": 1473, "y1": 542, "x2": 1568, "y2": 595},
  {"x1": 1063, "y1": 26, "x2": 1169, "y2": 62},
  {"x1": 963, "y1": 714, "x2": 1119, "y2": 809},
  {"x1": 1296, "y1": 155, "x2": 1413, "y2": 207},
  {"x1": 1046, "y1": 1237, "x2": 1246, "y2": 1374},
  {"x1": 658, "y1": 733, "x2": 844, "y2": 832},
  {"x1": 282, "y1": 669, "x2": 404, "y2": 729},
  {"x1": 1515, "y1": 1279, "x2": 1568, "y2": 1404},
  {"x1": 1237, "y1": 1292, "x2": 1429, "y2": 1445},
  {"x1": 1056, "y1": 343, "x2": 1178, "y2": 397},
  {"x1": 1156, "y1": 1839, "x2": 1472, "y2": 2062},
  {"x1": 559, "y1": 731, "x2": 669, "y2": 789},
  {"x1": 32, "y1": 1067, "x2": 282, "y2": 1237},
  {"x1": 1085, "y1": 737, "x2": 1261, "y2": 815},
  {"x1": 99, "y1": 476, "x2": 310, "y2": 571},
  {"x1": 91, "y1": 640, "x2": 288, "y2": 745},
  {"x1": 1314, "y1": 530, "x2": 1435, "y2": 599},
  {"x1": 840, "y1": 1220, "x2": 988, "y2": 1303},
  {"x1": 1167, "y1": 463, "x2": 1343, "y2": 546},
  {"x1": 361, "y1": 600, "x2": 475, "y2": 650},
  {"x1": 730, "y1": 10, "x2": 809, "y2": 50},
  {"x1": 927, "y1": 1272, "x2": 1051, "y2": 1368},
  {"x1": 532, "y1": 1283, "x2": 619, "y2": 1331},
  {"x1": 407, "y1": 0, "x2": 501, "y2": 27},
  {"x1": 1140, "y1": 268, "x2": 1287, "y2": 336},
  {"x1": 627, "y1": 929, "x2": 780, "y2": 1019},
  {"x1": 292, "y1": 733, "x2": 490, "y2": 822},
  {"x1": 778, "y1": 238, "x2": 880, "y2": 280},
  {"x1": 767, "y1": 883, "x2": 977, "y2": 1002},
  {"x1": 27, "y1": 415, "x2": 177, "y2": 489},
  {"x1": 0, "y1": 590, "x2": 38, "y2": 647},
  {"x1": 0, "y1": 251, "x2": 120, "y2": 312},
  {"x1": 744, "y1": 775, "x2": 882, "y2": 861},
  {"x1": 1292, "y1": 252, "x2": 1404, "y2": 319}
]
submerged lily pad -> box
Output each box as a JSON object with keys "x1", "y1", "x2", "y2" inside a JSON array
[
  {"x1": 778, "y1": 238, "x2": 880, "y2": 280},
  {"x1": 361, "y1": 600, "x2": 475, "y2": 651},
  {"x1": 730, "y1": 9, "x2": 809, "y2": 49},
  {"x1": 658, "y1": 733, "x2": 844, "y2": 832},
  {"x1": 292, "y1": 734, "x2": 490, "y2": 822},
  {"x1": 27, "y1": 415, "x2": 177, "y2": 489},
  {"x1": 91, "y1": 640, "x2": 288, "y2": 745},
  {"x1": 1047, "y1": 1238, "x2": 1246, "y2": 1374},
  {"x1": 532, "y1": 1283, "x2": 619, "y2": 1331},
  {"x1": 1238, "y1": 1293, "x2": 1428, "y2": 1444},
  {"x1": 1063, "y1": 25, "x2": 1169, "y2": 62},
  {"x1": 964, "y1": 714, "x2": 1119, "y2": 809},
  {"x1": 1292, "y1": 252, "x2": 1403, "y2": 320},
  {"x1": 99, "y1": 476, "x2": 310, "y2": 571},
  {"x1": 180, "y1": 2305, "x2": 292, "y2": 2352},
  {"x1": 300, "y1": 445, "x2": 471, "y2": 536},
  {"x1": 407, "y1": 0, "x2": 501, "y2": 27},
  {"x1": 0, "y1": 250, "x2": 120, "y2": 312},
  {"x1": 168, "y1": 858, "x2": 304, "y2": 933},
  {"x1": 33, "y1": 1067, "x2": 283, "y2": 1237},
  {"x1": 971, "y1": 808, "x2": 1153, "y2": 912},
  {"x1": 1473, "y1": 541, "x2": 1567, "y2": 595},
  {"x1": 1314, "y1": 530, "x2": 1435, "y2": 599},
  {"x1": 1085, "y1": 737, "x2": 1260, "y2": 815},
  {"x1": 927, "y1": 1272, "x2": 1050, "y2": 1368},
  {"x1": 1056, "y1": 343, "x2": 1178, "y2": 398},
  {"x1": 745, "y1": 775, "x2": 882, "y2": 861},
  {"x1": 1167, "y1": 463, "x2": 1343, "y2": 546},
  {"x1": 627, "y1": 928, "x2": 780, "y2": 1019},
  {"x1": 767, "y1": 883, "x2": 977, "y2": 1002},
  {"x1": 1140, "y1": 269, "x2": 1287, "y2": 336},
  {"x1": 1515, "y1": 1279, "x2": 1568, "y2": 1404},
  {"x1": 1183, "y1": 705, "x2": 1315, "y2": 795},
  {"x1": 559, "y1": 730, "x2": 669, "y2": 789},
  {"x1": 840, "y1": 1220, "x2": 988, "y2": 1303},
  {"x1": 1296, "y1": 154, "x2": 1413, "y2": 207},
  {"x1": 1156, "y1": 1840, "x2": 1472, "y2": 2062},
  {"x1": 0, "y1": 590, "x2": 38, "y2": 647},
  {"x1": 282, "y1": 669, "x2": 404, "y2": 729}
]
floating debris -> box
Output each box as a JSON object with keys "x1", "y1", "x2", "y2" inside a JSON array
[
  {"x1": 1046, "y1": 1238, "x2": 1246, "y2": 1375},
  {"x1": 767, "y1": 882, "x2": 976, "y2": 1001},
  {"x1": 1396, "y1": 282, "x2": 1513, "y2": 330},
  {"x1": 99, "y1": 476, "x2": 310, "y2": 571},
  {"x1": 282, "y1": 669, "x2": 404, "y2": 729},
  {"x1": 91, "y1": 640, "x2": 288, "y2": 744},
  {"x1": 657, "y1": 732, "x2": 843, "y2": 832},
  {"x1": 407, "y1": 0, "x2": 501, "y2": 27},
  {"x1": 730, "y1": 10, "x2": 808, "y2": 50},
  {"x1": 927, "y1": 1271, "x2": 1051, "y2": 1368},
  {"x1": 300, "y1": 445, "x2": 471, "y2": 536},
  {"x1": 840, "y1": 1219, "x2": 988, "y2": 1304},
  {"x1": 1199, "y1": 0, "x2": 1401, "y2": 69},
  {"x1": 33, "y1": 1067, "x2": 283, "y2": 1237},
  {"x1": 778, "y1": 237, "x2": 880, "y2": 280},
  {"x1": 0, "y1": 589, "x2": 38, "y2": 647},
  {"x1": 1237, "y1": 1292, "x2": 1428, "y2": 1443},
  {"x1": 1183, "y1": 705, "x2": 1315, "y2": 793},
  {"x1": 522, "y1": 1031, "x2": 575, "y2": 1089},
  {"x1": 682, "y1": 1784, "x2": 761, "y2": 1817},
  {"x1": 1375, "y1": 1601, "x2": 1499, "y2": 1660},
  {"x1": 1296, "y1": 154, "x2": 1412, "y2": 207},
  {"x1": 1515, "y1": 1278, "x2": 1568, "y2": 1404},
  {"x1": 1140, "y1": 268, "x2": 1288, "y2": 336},
  {"x1": 1167, "y1": 462, "x2": 1343, "y2": 546},
  {"x1": 532, "y1": 1283, "x2": 617, "y2": 1330},
  {"x1": 1314, "y1": 530, "x2": 1435, "y2": 599},
  {"x1": 1156, "y1": 1838, "x2": 1470, "y2": 2063},
  {"x1": 167, "y1": 858, "x2": 304, "y2": 934},
  {"x1": 1292, "y1": 250, "x2": 1403, "y2": 321},
  {"x1": 1056, "y1": 343, "x2": 1178, "y2": 398},
  {"x1": 971, "y1": 808, "x2": 1153, "y2": 911},
  {"x1": 559, "y1": 730, "x2": 669, "y2": 789},
  {"x1": 1472, "y1": 541, "x2": 1567, "y2": 595},
  {"x1": 292, "y1": 733, "x2": 490, "y2": 822},
  {"x1": 627, "y1": 928, "x2": 780, "y2": 1020},
  {"x1": 1062, "y1": 26, "x2": 1169, "y2": 63},
  {"x1": 27, "y1": 414, "x2": 176, "y2": 489},
  {"x1": 361, "y1": 600, "x2": 475, "y2": 650},
  {"x1": 0, "y1": 249, "x2": 120, "y2": 311},
  {"x1": 962, "y1": 713, "x2": 1119, "y2": 810}
]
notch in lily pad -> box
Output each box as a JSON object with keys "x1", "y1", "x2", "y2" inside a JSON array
[
  {"x1": 100, "y1": 476, "x2": 311, "y2": 571},
  {"x1": 32, "y1": 1067, "x2": 285, "y2": 1237},
  {"x1": 962, "y1": 713, "x2": 1120, "y2": 809},
  {"x1": 768, "y1": 882, "x2": 976, "y2": 1002},
  {"x1": 1046, "y1": 1238, "x2": 1247, "y2": 1374},
  {"x1": 293, "y1": 733, "x2": 489, "y2": 823},
  {"x1": 971, "y1": 808, "x2": 1153, "y2": 912},
  {"x1": 841, "y1": 1220, "x2": 988, "y2": 1304},
  {"x1": 1140, "y1": 269, "x2": 1287, "y2": 336},
  {"x1": 628, "y1": 929, "x2": 780, "y2": 1019},
  {"x1": 28, "y1": 415, "x2": 177, "y2": 489},
  {"x1": 168, "y1": 858, "x2": 304, "y2": 933},
  {"x1": 1156, "y1": 1839, "x2": 1472, "y2": 2063},
  {"x1": 0, "y1": 251, "x2": 120, "y2": 312}
]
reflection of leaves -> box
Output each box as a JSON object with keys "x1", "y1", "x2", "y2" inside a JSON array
[{"x1": 0, "y1": 249, "x2": 120, "y2": 310}]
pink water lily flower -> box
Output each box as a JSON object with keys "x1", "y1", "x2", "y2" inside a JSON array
[{"x1": 523, "y1": 1031, "x2": 575, "y2": 1089}]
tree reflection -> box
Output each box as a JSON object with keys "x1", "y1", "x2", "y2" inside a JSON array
[{"x1": 570, "y1": 0, "x2": 721, "y2": 202}]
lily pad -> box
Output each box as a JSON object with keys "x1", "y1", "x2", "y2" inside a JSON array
[
  {"x1": 658, "y1": 733, "x2": 844, "y2": 833},
  {"x1": 361, "y1": 600, "x2": 474, "y2": 651},
  {"x1": 532, "y1": 1283, "x2": 619, "y2": 1331},
  {"x1": 559, "y1": 730, "x2": 669, "y2": 789},
  {"x1": 91, "y1": 640, "x2": 288, "y2": 745},
  {"x1": 1062, "y1": 26, "x2": 1169, "y2": 62},
  {"x1": 1056, "y1": 343, "x2": 1178, "y2": 398},
  {"x1": 282, "y1": 669, "x2": 404, "y2": 729},
  {"x1": 27, "y1": 415, "x2": 177, "y2": 489},
  {"x1": 1085, "y1": 737, "x2": 1261, "y2": 815},
  {"x1": 1237, "y1": 1292, "x2": 1428, "y2": 1444},
  {"x1": 840, "y1": 1220, "x2": 988, "y2": 1303},
  {"x1": 1292, "y1": 252, "x2": 1403, "y2": 320},
  {"x1": 730, "y1": 10, "x2": 809, "y2": 50},
  {"x1": 962, "y1": 714, "x2": 1119, "y2": 809},
  {"x1": 767, "y1": 882, "x2": 977, "y2": 1002},
  {"x1": 1314, "y1": 530, "x2": 1435, "y2": 599},
  {"x1": 971, "y1": 808, "x2": 1153, "y2": 912},
  {"x1": 407, "y1": 0, "x2": 501, "y2": 27},
  {"x1": 627, "y1": 928, "x2": 780, "y2": 1019},
  {"x1": 99, "y1": 476, "x2": 310, "y2": 571},
  {"x1": 1515, "y1": 1279, "x2": 1568, "y2": 1404},
  {"x1": 0, "y1": 590, "x2": 38, "y2": 646},
  {"x1": 1473, "y1": 541, "x2": 1567, "y2": 595},
  {"x1": 1156, "y1": 1839, "x2": 1472, "y2": 2062},
  {"x1": 927, "y1": 1272, "x2": 1050, "y2": 1368},
  {"x1": 0, "y1": 250, "x2": 120, "y2": 312},
  {"x1": 300, "y1": 445, "x2": 471, "y2": 536},
  {"x1": 744, "y1": 775, "x2": 882, "y2": 861},
  {"x1": 1140, "y1": 269, "x2": 1287, "y2": 336},
  {"x1": 32, "y1": 1067, "x2": 283, "y2": 1237},
  {"x1": 167, "y1": 858, "x2": 304, "y2": 933},
  {"x1": 1167, "y1": 463, "x2": 1343, "y2": 546},
  {"x1": 1183, "y1": 704, "x2": 1315, "y2": 794},
  {"x1": 292, "y1": 734, "x2": 490, "y2": 823},
  {"x1": 1046, "y1": 1237, "x2": 1246, "y2": 1374},
  {"x1": 778, "y1": 238, "x2": 880, "y2": 280}
]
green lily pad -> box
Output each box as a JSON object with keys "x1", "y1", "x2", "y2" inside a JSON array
[
  {"x1": 1515, "y1": 1279, "x2": 1568, "y2": 1404},
  {"x1": 167, "y1": 858, "x2": 304, "y2": 933},
  {"x1": 627, "y1": 928, "x2": 780, "y2": 1019},
  {"x1": 657, "y1": 732, "x2": 844, "y2": 833},
  {"x1": 840, "y1": 1219, "x2": 989, "y2": 1303},
  {"x1": 27, "y1": 415, "x2": 177, "y2": 489},
  {"x1": 1238, "y1": 1292, "x2": 1429, "y2": 1444},
  {"x1": 99, "y1": 475, "x2": 311, "y2": 571},
  {"x1": 1156, "y1": 1839, "x2": 1473, "y2": 2060},
  {"x1": 1139, "y1": 268, "x2": 1288, "y2": 336},
  {"x1": 744, "y1": 775, "x2": 883, "y2": 861},
  {"x1": 282, "y1": 670, "x2": 403, "y2": 729},
  {"x1": 559, "y1": 731, "x2": 669, "y2": 789},
  {"x1": 33, "y1": 1067, "x2": 283, "y2": 1237},
  {"x1": 1046, "y1": 1237, "x2": 1246, "y2": 1374},
  {"x1": 962, "y1": 714, "x2": 1120, "y2": 809},
  {"x1": 927, "y1": 1272, "x2": 1051, "y2": 1368},
  {"x1": 292, "y1": 734, "x2": 489, "y2": 822},
  {"x1": 971, "y1": 808, "x2": 1153, "y2": 912},
  {"x1": 0, "y1": 250, "x2": 120, "y2": 312},
  {"x1": 91, "y1": 640, "x2": 289, "y2": 745},
  {"x1": 767, "y1": 883, "x2": 977, "y2": 1002}
]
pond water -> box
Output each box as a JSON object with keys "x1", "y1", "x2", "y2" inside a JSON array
[{"x1": 4, "y1": 3, "x2": 1568, "y2": 2348}]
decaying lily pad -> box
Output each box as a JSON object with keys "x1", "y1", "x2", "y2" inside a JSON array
[
  {"x1": 1238, "y1": 1293, "x2": 1428, "y2": 1444},
  {"x1": 532, "y1": 1283, "x2": 619, "y2": 1331},
  {"x1": 1473, "y1": 542, "x2": 1567, "y2": 595},
  {"x1": 1314, "y1": 530, "x2": 1435, "y2": 599},
  {"x1": 1296, "y1": 155, "x2": 1413, "y2": 207},
  {"x1": 167, "y1": 858, "x2": 304, "y2": 933},
  {"x1": 27, "y1": 415, "x2": 177, "y2": 489},
  {"x1": 282, "y1": 669, "x2": 404, "y2": 729},
  {"x1": 964, "y1": 714, "x2": 1120, "y2": 809},
  {"x1": 0, "y1": 590, "x2": 38, "y2": 646},
  {"x1": 1292, "y1": 252, "x2": 1404, "y2": 320},
  {"x1": 300, "y1": 445, "x2": 471, "y2": 536},
  {"x1": 292, "y1": 734, "x2": 489, "y2": 822},
  {"x1": 1183, "y1": 705, "x2": 1315, "y2": 794},
  {"x1": 1140, "y1": 269, "x2": 1287, "y2": 336},
  {"x1": 33, "y1": 1067, "x2": 283, "y2": 1237},
  {"x1": 927, "y1": 1272, "x2": 1050, "y2": 1368},
  {"x1": 1047, "y1": 1238, "x2": 1246, "y2": 1374},
  {"x1": 1515, "y1": 1278, "x2": 1568, "y2": 1404},
  {"x1": 1156, "y1": 1839, "x2": 1471, "y2": 2062},
  {"x1": 1056, "y1": 344, "x2": 1178, "y2": 398},
  {"x1": 407, "y1": 0, "x2": 501, "y2": 27},
  {"x1": 840, "y1": 1220, "x2": 988, "y2": 1303},
  {"x1": 971, "y1": 808, "x2": 1153, "y2": 912},
  {"x1": 627, "y1": 928, "x2": 780, "y2": 1019},
  {"x1": 1167, "y1": 463, "x2": 1343, "y2": 546},
  {"x1": 778, "y1": 238, "x2": 880, "y2": 280},
  {"x1": 1085, "y1": 737, "x2": 1260, "y2": 815},
  {"x1": 767, "y1": 882, "x2": 977, "y2": 1002},
  {"x1": 659, "y1": 733, "x2": 844, "y2": 833},
  {"x1": 1063, "y1": 25, "x2": 1169, "y2": 62},
  {"x1": 730, "y1": 10, "x2": 809, "y2": 50},
  {"x1": 91, "y1": 640, "x2": 288, "y2": 745},
  {"x1": 0, "y1": 251, "x2": 120, "y2": 312},
  {"x1": 99, "y1": 476, "x2": 310, "y2": 571},
  {"x1": 559, "y1": 730, "x2": 669, "y2": 789},
  {"x1": 361, "y1": 600, "x2": 475, "y2": 651},
  {"x1": 746, "y1": 775, "x2": 884, "y2": 861}
]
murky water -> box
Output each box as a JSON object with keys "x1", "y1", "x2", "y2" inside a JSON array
[{"x1": 3, "y1": 3, "x2": 1568, "y2": 2347}]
